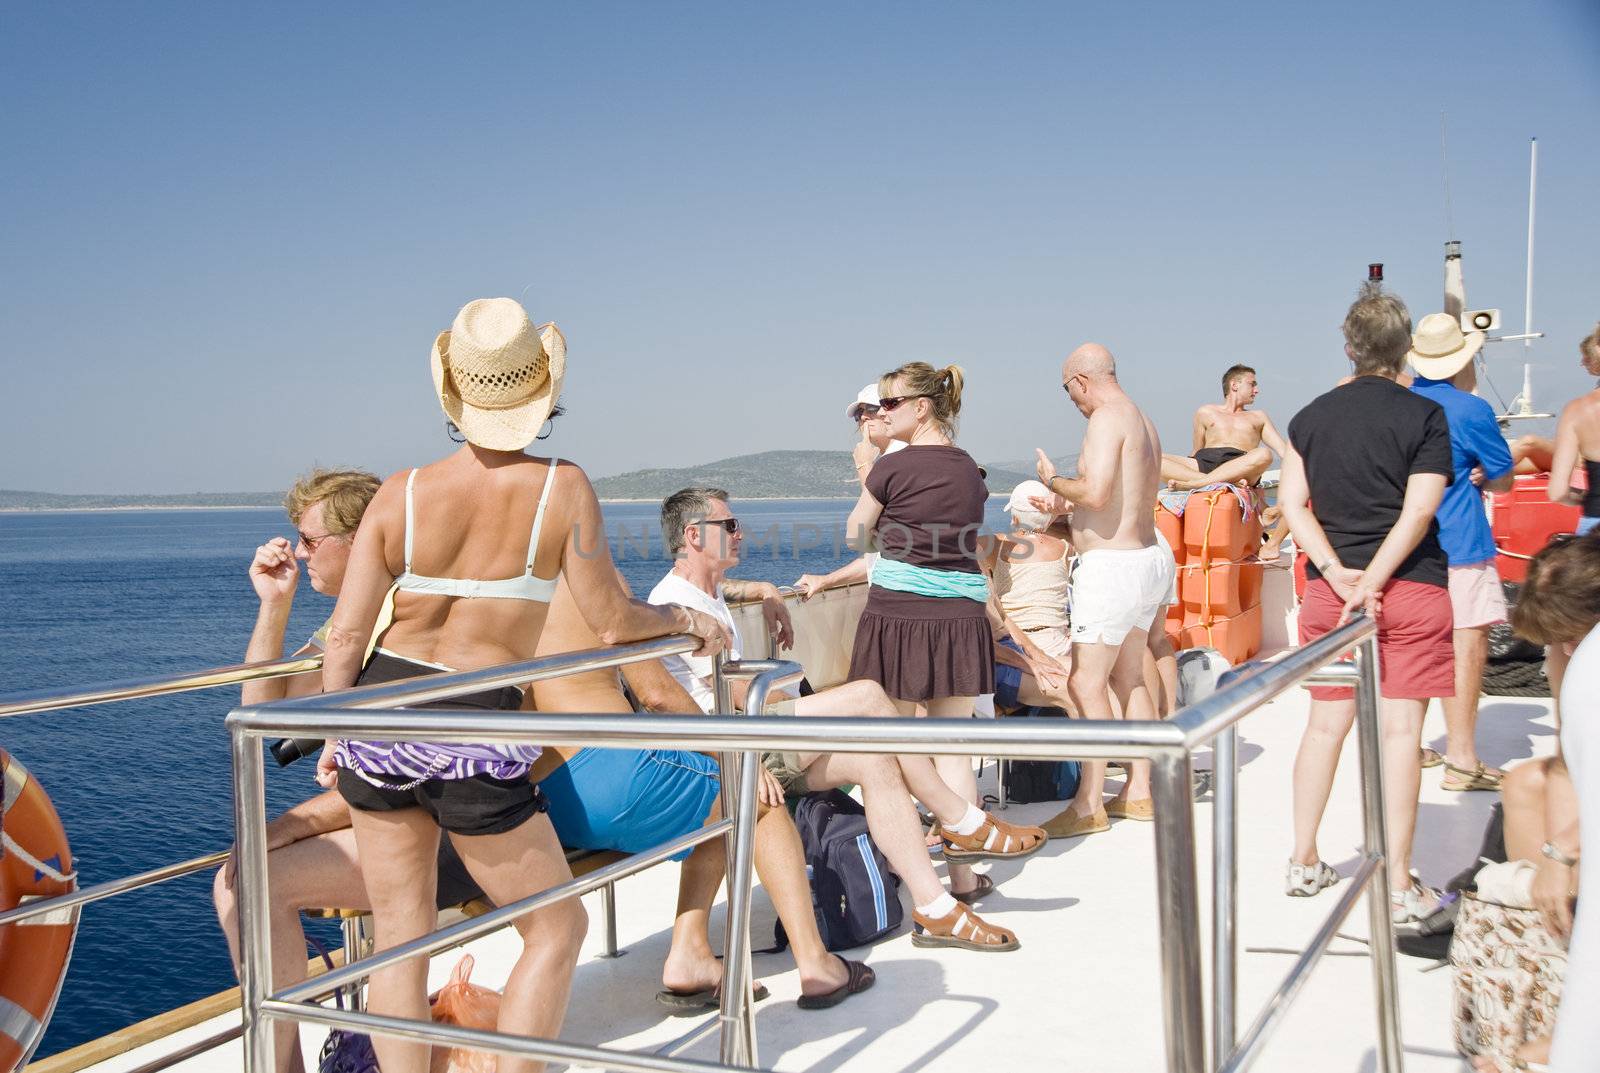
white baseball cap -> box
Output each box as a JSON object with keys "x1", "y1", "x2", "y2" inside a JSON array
[{"x1": 845, "y1": 383, "x2": 881, "y2": 420}]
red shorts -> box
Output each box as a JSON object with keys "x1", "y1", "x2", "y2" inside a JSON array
[{"x1": 1299, "y1": 577, "x2": 1455, "y2": 701}]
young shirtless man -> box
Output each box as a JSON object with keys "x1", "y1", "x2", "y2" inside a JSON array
[
  {"x1": 1035, "y1": 344, "x2": 1175, "y2": 837},
  {"x1": 1161, "y1": 364, "x2": 1288, "y2": 491}
]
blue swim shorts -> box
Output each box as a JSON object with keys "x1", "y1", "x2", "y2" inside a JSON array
[
  {"x1": 1578, "y1": 516, "x2": 1600, "y2": 537},
  {"x1": 993, "y1": 637, "x2": 1025, "y2": 710},
  {"x1": 539, "y1": 748, "x2": 720, "y2": 860}
]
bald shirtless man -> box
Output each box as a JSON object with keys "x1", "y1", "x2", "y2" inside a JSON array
[
  {"x1": 1161, "y1": 364, "x2": 1288, "y2": 491},
  {"x1": 1035, "y1": 343, "x2": 1175, "y2": 837}
]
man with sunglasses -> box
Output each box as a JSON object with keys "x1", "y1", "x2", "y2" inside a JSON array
[
  {"x1": 241, "y1": 468, "x2": 382, "y2": 703},
  {"x1": 1034, "y1": 344, "x2": 1172, "y2": 836}
]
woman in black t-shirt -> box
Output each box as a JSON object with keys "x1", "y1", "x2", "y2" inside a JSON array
[{"x1": 1279, "y1": 286, "x2": 1454, "y2": 925}]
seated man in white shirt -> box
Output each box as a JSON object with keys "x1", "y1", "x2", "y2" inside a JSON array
[{"x1": 648, "y1": 487, "x2": 1045, "y2": 951}]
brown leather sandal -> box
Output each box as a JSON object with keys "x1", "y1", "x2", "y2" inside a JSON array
[
  {"x1": 941, "y1": 813, "x2": 1048, "y2": 864},
  {"x1": 911, "y1": 902, "x2": 1019, "y2": 952}
]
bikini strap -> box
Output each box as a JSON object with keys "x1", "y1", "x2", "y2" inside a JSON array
[
  {"x1": 525, "y1": 459, "x2": 561, "y2": 573},
  {"x1": 403, "y1": 468, "x2": 418, "y2": 573}
]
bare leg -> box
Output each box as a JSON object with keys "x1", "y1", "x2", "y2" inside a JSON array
[
  {"x1": 803, "y1": 752, "x2": 949, "y2": 907},
  {"x1": 213, "y1": 829, "x2": 369, "y2": 1073},
  {"x1": 1059, "y1": 639, "x2": 1120, "y2": 819},
  {"x1": 1502, "y1": 758, "x2": 1552, "y2": 862},
  {"x1": 1511, "y1": 434, "x2": 1554, "y2": 474},
  {"x1": 1290, "y1": 698, "x2": 1357, "y2": 865},
  {"x1": 662, "y1": 796, "x2": 731, "y2": 995},
  {"x1": 921, "y1": 696, "x2": 980, "y2": 891},
  {"x1": 1107, "y1": 628, "x2": 1157, "y2": 802},
  {"x1": 451, "y1": 813, "x2": 586, "y2": 1073},
  {"x1": 1146, "y1": 611, "x2": 1178, "y2": 717},
  {"x1": 751, "y1": 805, "x2": 851, "y2": 996},
  {"x1": 1442, "y1": 626, "x2": 1501, "y2": 777},
  {"x1": 1168, "y1": 445, "x2": 1272, "y2": 491},
  {"x1": 1161, "y1": 453, "x2": 1203, "y2": 485},
  {"x1": 346, "y1": 806, "x2": 441, "y2": 1073},
  {"x1": 1379, "y1": 697, "x2": 1427, "y2": 887}
]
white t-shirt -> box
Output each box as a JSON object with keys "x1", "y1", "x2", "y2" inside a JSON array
[
  {"x1": 647, "y1": 571, "x2": 742, "y2": 714},
  {"x1": 1550, "y1": 624, "x2": 1599, "y2": 1070}
]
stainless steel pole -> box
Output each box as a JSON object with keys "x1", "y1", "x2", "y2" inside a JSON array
[
  {"x1": 718, "y1": 748, "x2": 761, "y2": 1068},
  {"x1": 1152, "y1": 748, "x2": 1206, "y2": 1073},
  {"x1": 1354, "y1": 636, "x2": 1403, "y2": 1073},
  {"x1": 1211, "y1": 724, "x2": 1238, "y2": 1070},
  {"x1": 232, "y1": 728, "x2": 274, "y2": 1073}
]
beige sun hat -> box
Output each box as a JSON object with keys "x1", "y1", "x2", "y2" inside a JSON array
[
  {"x1": 430, "y1": 298, "x2": 566, "y2": 451},
  {"x1": 1407, "y1": 312, "x2": 1484, "y2": 380}
]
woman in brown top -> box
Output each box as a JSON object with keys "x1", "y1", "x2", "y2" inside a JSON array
[{"x1": 847, "y1": 362, "x2": 1045, "y2": 943}]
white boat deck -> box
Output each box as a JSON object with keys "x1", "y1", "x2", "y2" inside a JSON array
[{"x1": 72, "y1": 680, "x2": 1556, "y2": 1073}]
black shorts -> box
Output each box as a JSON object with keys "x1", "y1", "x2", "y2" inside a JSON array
[
  {"x1": 338, "y1": 767, "x2": 549, "y2": 837},
  {"x1": 435, "y1": 835, "x2": 486, "y2": 909},
  {"x1": 1194, "y1": 446, "x2": 1248, "y2": 474}
]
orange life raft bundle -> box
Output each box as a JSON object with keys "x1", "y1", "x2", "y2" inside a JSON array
[
  {"x1": 1159, "y1": 488, "x2": 1265, "y2": 666},
  {"x1": 0, "y1": 749, "x2": 78, "y2": 1072}
]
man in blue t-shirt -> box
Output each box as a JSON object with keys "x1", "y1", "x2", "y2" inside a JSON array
[{"x1": 1408, "y1": 313, "x2": 1515, "y2": 792}]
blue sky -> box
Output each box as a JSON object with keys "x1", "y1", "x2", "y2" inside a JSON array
[{"x1": 3, "y1": 2, "x2": 1597, "y2": 494}]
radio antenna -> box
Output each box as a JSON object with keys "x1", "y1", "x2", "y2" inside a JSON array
[
  {"x1": 1440, "y1": 111, "x2": 1456, "y2": 240},
  {"x1": 1523, "y1": 137, "x2": 1537, "y2": 354}
]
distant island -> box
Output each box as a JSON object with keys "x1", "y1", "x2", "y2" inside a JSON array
[
  {"x1": 0, "y1": 489, "x2": 284, "y2": 512},
  {"x1": 1, "y1": 449, "x2": 1076, "y2": 511},
  {"x1": 590, "y1": 450, "x2": 1063, "y2": 500}
]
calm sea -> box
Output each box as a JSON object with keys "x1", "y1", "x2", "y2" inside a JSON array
[{"x1": 2, "y1": 499, "x2": 1013, "y2": 1058}]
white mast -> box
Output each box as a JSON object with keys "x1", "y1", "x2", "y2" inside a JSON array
[{"x1": 1524, "y1": 137, "x2": 1537, "y2": 357}]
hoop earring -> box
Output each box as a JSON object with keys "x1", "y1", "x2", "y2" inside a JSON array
[
  {"x1": 446, "y1": 420, "x2": 466, "y2": 444},
  {"x1": 535, "y1": 417, "x2": 555, "y2": 441}
]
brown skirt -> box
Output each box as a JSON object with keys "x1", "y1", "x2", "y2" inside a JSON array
[{"x1": 848, "y1": 586, "x2": 994, "y2": 702}]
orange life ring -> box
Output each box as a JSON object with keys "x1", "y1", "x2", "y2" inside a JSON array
[{"x1": 0, "y1": 749, "x2": 78, "y2": 1072}]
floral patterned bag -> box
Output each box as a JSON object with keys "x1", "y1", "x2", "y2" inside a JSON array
[{"x1": 1449, "y1": 892, "x2": 1567, "y2": 1063}]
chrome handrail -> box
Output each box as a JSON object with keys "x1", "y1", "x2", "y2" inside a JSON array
[
  {"x1": 0, "y1": 653, "x2": 325, "y2": 937},
  {"x1": 228, "y1": 614, "x2": 1397, "y2": 1073},
  {"x1": 0, "y1": 652, "x2": 324, "y2": 719}
]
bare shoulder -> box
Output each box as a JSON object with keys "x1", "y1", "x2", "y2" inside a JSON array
[{"x1": 1193, "y1": 402, "x2": 1222, "y2": 423}]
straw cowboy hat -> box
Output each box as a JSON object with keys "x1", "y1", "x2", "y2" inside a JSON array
[
  {"x1": 1407, "y1": 312, "x2": 1484, "y2": 380},
  {"x1": 430, "y1": 298, "x2": 566, "y2": 451}
]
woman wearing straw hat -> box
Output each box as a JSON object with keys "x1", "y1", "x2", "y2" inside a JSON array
[{"x1": 313, "y1": 297, "x2": 728, "y2": 1073}]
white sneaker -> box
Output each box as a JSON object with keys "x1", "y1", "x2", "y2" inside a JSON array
[
  {"x1": 1390, "y1": 877, "x2": 1443, "y2": 925},
  {"x1": 1285, "y1": 859, "x2": 1338, "y2": 897}
]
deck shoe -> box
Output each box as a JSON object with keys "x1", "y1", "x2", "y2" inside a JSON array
[
  {"x1": 1284, "y1": 858, "x2": 1338, "y2": 897},
  {"x1": 1390, "y1": 876, "x2": 1444, "y2": 925},
  {"x1": 1042, "y1": 805, "x2": 1109, "y2": 839},
  {"x1": 1104, "y1": 794, "x2": 1154, "y2": 821}
]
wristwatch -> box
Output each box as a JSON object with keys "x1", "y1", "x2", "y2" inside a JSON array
[
  {"x1": 1541, "y1": 840, "x2": 1579, "y2": 867},
  {"x1": 1318, "y1": 557, "x2": 1338, "y2": 575}
]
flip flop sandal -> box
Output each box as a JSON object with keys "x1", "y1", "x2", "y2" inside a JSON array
[
  {"x1": 1420, "y1": 747, "x2": 1444, "y2": 769},
  {"x1": 796, "y1": 957, "x2": 876, "y2": 1010},
  {"x1": 950, "y1": 873, "x2": 995, "y2": 905},
  {"x1": 1441, "y1": 761, "x2": 1502, "y2": 791},
  {"x1": 911, "y1": 902, "x2": 1020, "y2": 953},
  {"x1": 941, "y1": 813, "x2": 1047, "y2": 864},
  {"x1": 655, "y1": 980, "x2": 770, "y2": 1014}
]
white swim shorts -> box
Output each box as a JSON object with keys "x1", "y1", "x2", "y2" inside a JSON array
[{"x1": 1070, "y1": 543, "x2": 1177, "y2": 646}]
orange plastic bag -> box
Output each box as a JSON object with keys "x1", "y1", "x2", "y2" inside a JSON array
[{"x1": 429, "y1": 954, "x2": 502, "y2": 1073}]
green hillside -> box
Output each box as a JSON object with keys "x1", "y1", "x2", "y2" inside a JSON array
[{"x1": 0, "y1": 489, "x2": 283, "y2": 511}]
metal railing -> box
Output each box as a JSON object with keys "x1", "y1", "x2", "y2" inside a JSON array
[
  {"x1": 228, "y1": 612, "x2": 1399, "y2": 1073},
  {"x1": 0, "y1": 652, "x2": 329, "y2": 1071}
]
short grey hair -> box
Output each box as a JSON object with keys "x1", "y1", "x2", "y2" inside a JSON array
[
  {"x1": 661, "y1": 487, "x2": 730, "y2": 555},
  {"x1": 1343, "y1": 282, "x2": 1412, "y2": 377}
]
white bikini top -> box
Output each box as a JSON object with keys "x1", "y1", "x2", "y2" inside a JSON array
[{"x1": 395, "y1": 460, "x2": 560, "y2": 603}]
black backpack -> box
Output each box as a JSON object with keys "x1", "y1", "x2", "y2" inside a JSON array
[
  {"x1": 998, "y1": 707, "x2": 1081, "y2": 804},
  {"x1": 766, "y1": 789, "x2": 904, "y2": 952}
]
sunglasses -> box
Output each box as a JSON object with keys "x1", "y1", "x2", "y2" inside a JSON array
[
  {"x1": 698, "y1": 517, "x2": 740, "y2": 534},
  {"x1": 852, "y1": 406, "x2": 882, "y2": 422},
  {"x1": 878, "y1": 393, "x2": 932, "y2": 412},
  {"x1": 297, "y1": 530, "x2": 338, "y2": 552},
  {"x1": 1062, "y1": 375, "x2": 1085, "y2": 394}
]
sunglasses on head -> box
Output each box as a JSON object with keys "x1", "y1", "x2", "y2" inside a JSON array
[{"x1": 878, "y1": 393, "x2": 932, "y2": 412}]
